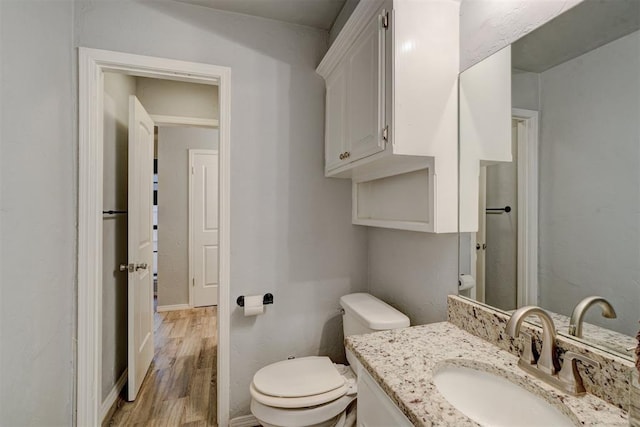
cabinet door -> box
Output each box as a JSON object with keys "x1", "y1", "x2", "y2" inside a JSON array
[
  {"x1": 346, "y1": 10, "x2": 386, "y2": 163},
  {"x1": 357, "y1": 368, "x2": 413, "y2": 426},
  {"x1": 325, "y1": 62, "x2": 348, "y2": 172}
]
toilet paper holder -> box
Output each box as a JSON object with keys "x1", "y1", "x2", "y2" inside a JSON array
[{"x1": 237, "y1": 293, "x2": 274, "y2": 307}]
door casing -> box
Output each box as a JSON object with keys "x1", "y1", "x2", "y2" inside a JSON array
[{"x1": 77, "y1": 47, "x2": 231, "y2": 427}]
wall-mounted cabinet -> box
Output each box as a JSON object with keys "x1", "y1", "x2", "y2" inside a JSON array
[{"x1": 317, "y1": 0, "x2": 460, "y2": 233}]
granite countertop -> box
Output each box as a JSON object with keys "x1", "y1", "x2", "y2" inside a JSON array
[{"x1": 346, "y1": 322, "x2": 629, "y2": 426}]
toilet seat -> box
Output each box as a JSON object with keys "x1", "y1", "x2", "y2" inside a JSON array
[
  {"x1": 250, "y1": 356, "x2": 351, "y2": 409},
  {"x1": 251, "y1": 394, "x2": 356, "y2": 427}
]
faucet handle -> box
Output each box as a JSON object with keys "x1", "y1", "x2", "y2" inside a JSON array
[
  {"x1": 519, "y1": 332, "x2": 538, "y2": 365},
  {"x1": 558, "y1": 351, "x2": 600, "y2": 395}
]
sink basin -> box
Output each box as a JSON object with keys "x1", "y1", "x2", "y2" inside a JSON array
[{"x1": 433, "y1": 364, "x2": 576, "y2": 427}]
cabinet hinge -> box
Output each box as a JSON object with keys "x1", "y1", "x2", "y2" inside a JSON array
[
  {"x1": 191, "y1": 166, "x2": 195, "y2": 175},
  {"x1": 382, "y1": 11, "x2": 389, "y2": 30},
  {"x1": 192, "y1": 278, "x2": 195, "y2": 287},
  {"x1": 382, "y1": 125, "x2": 389, "y2": 142}
]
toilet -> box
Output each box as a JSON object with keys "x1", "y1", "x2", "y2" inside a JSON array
[{"x1": 250, "y1": 293, "x2": 410, "y2": 427}]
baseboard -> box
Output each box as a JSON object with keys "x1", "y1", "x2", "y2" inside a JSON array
[
  {"x1": 100, "y1": 368, "x2": 128, "y2": 422},
  {"x1": 229, "y1": 414, "x2": 260, "y2": 427},
  {"x1": 156, "y1": 303, "x2": 191, "y2": 312}
]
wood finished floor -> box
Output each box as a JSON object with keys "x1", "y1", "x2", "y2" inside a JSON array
[{"x1": 105, "y1": 306, "x2": 218, "y2": 427}]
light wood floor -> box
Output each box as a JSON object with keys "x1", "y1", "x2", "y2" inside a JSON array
[{"x1": 105, "y1": 306, "x2": 218, "y2": 427}]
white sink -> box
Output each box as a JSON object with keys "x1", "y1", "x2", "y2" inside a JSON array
[{"x1": 433, "y1": 364, "x2": 576, "y2": 427}]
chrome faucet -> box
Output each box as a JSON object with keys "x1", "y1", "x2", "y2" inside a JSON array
[
  {"x1": 506, "y1": 305, "x2": 600, "y2": 395},
  {"x1": 568, "y1": 296, "x2": 617, "y2": 337}
]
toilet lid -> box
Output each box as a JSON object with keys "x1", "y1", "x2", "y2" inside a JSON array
[{"x1": 253, "y1": 356, "x2": 345, "y2": 398}]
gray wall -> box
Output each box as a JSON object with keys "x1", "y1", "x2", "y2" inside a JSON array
[
  {"x1": 136, "y1": 77, "x2": 219, "y2": 120},
  {"x1": 0, "y1": 1, "x2": 76, "y2": 425},
  {"x1": 74, "y1": 0, "x2": 369, "y2": 417},
  {"x1": 102, "y1": 72, "x2": 136, "y2": 401},
  {"x1": 538, "y1": 30, "x2": 640, "y2": 336},
  {"x1": 368, "y1": 230, "x2": 458, "y2": 325},
  {"x1": 157, "y1": 126, "x2": 219, "y2": 306},
  {"x1": 512, "y1": 70, "x2": 540, "y2": 111}
]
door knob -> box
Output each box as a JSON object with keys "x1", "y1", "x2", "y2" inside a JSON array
[
  {"x1": 135, "y1": 263, "x2": 148, "y2": 271},
  {"x1": 120, "y1": 263, "x2": 134, "y2": 273}
]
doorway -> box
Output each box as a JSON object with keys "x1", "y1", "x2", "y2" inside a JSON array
[
  {"x1": 473, "y1": 109, "x2": 539, "y2": 310},
  {"x1": 77, "y1": 48, "x2": 231, "y2": 427}
]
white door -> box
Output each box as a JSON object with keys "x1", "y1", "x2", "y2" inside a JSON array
[
  {"x1": 127, "y1": 95, "x2": 155, "y2": 401},
  {"x1": 190, "y1": 149, "x2": 219, "y2": 307}
]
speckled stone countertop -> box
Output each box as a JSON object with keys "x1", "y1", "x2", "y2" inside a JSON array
[{"x1": 346, "y1": 322, "x2": 628, "y2": 426}]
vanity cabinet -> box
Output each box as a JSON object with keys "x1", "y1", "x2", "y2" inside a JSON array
[
  {"x1": 317, "y1": 0, "x2": 460, "y2": 233},
  {"x1": 357, "y1": 367, "x2": 412, "y2": 426}
]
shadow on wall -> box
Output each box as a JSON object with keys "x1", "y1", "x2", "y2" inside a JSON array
[{"x1": 319, "y1": 313, "x2": 346, "y2": 365}]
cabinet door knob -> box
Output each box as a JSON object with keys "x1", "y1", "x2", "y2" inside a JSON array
[
  {"x1": 345, "y1": 151, "x2": 350, "y2": 158},
  {"x1": 339, "y1": 153, "x2": 344, "y2": 160}
]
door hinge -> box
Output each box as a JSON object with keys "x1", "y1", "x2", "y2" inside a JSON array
[
  {"x1": 382, "y1": 125, "x2": 389, "y2": 142},
  {"x1": 382, "y1": 11, "x2": 389, "y2": 30}
]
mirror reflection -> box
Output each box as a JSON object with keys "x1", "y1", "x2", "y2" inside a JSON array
[{"x1": 458, "y1": 0, "x2": 640, "y2": 360}]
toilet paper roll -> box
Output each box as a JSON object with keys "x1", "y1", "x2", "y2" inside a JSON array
[
  {"x1": 243, "y1": 295, "x2": 265, "y2": 317},
  {"x1": 458, "y1": 274, "x2": 476, "y2": 291}
]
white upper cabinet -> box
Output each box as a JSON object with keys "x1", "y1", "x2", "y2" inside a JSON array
[
  {"x1": 346, "y1": 13, "x2": 386, "y2": 163},
  {"x1": 317, "y1": 0, "x2": 460, "y2": 233},
  {"x1": 325, "y1": 62, "x2": 348, "y2": 171}
]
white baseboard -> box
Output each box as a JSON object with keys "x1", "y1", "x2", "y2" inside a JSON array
[
  {"x1": 100, "y1": 368, "x2": 128, "y2": 422},
  {"x1": 156, "y1": 303, "x2": 191, "y2": 312},
  {"x1": 229, "y1": 414, "x2": 260, "y2": 427}
]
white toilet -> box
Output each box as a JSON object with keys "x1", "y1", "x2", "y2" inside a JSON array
[{"x1": 250, "y1": 293, "x2": 410, "y2": 427}]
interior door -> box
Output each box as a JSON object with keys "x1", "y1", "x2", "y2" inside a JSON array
[
  {"x1": 190, "y1": 149, "x2": 219, "y2": 307},
  {"x1": 127, "y1": 95, "x2": 155, "y2": 401}
]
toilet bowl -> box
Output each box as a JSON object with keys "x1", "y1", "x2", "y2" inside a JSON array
[{"x1": 249, "y1": 293, "x2": 409, "y2": 427}]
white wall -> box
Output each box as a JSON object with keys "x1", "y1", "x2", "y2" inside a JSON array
[
  {"x1": 136, "y1": 77, "x2": 219, "y2": 120},
  {"x1": 74, "y1": 0, "x2": 369, "y2": 417},
  {"x1": 0, "y1": 1, "x2": 76, "y2": 425},
  {"x1": 102, "y1": 72, "x2": 136, "y2": 401},
  {"x1": 537, "y1": 30, "x2": 640, "y2": 336},
  {"x1": 157, "y1": 126, "x2": 219, "y2": 306}
]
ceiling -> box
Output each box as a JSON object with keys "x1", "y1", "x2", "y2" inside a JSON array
[{"x1": 175, "y1": 0, "x2": 347, "y2": 30}]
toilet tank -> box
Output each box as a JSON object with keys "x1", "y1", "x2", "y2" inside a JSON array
[{"x1": 340, "y1": 293, "x2": 410, "y2": 337}]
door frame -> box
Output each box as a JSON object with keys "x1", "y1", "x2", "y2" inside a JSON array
[
  {"x1": 188, "y1": 148, "x2": 219, "y2": 308},
  {"x1": 512, "y1": 108, "x2": 539, "y2": 307},
  {"x1": 77, "y1": 47, "x2": 231, "y2": 426}
]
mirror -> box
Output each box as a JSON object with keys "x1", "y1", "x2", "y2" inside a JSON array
[{"x1": 458, "y1": 0, "x2": 640, "y2": 361}]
